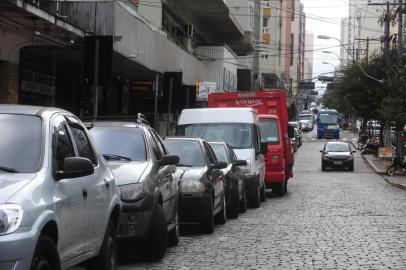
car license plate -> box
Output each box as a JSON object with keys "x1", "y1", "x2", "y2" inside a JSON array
[{"x1": 334, "y1": 161, "x2": 343, "y2": 165}]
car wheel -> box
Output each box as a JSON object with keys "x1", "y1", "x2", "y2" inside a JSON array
[
  {"x1": 284, "y1": 179, "x2": 288, "y2": 194},
  {"x1": 250, "y1": 182, "x2": 261, "y2": 208},
  {"x1": 200, "y1": 198, "x2": 215, "y2": 234},
  {"x1": 87, "y1": 220, "x2": 117, "y2": 270},
  {"x1": 260, "y1": 183, "x2": 266, "y2": 202},
  {"x1": 240, "y1": 187, "x2": 247, "y2": 213},
  {"x1": 214, "y1": 196, "x2": 227, "y2": 225},
  {"x1": 138, "y1": 204, "x2": 168, "y2": 261},
  {"x1": 168, "y1": 208, "x2": 180, "y2": 247},
  {"x1": 272, "y1": 182, "x2": 284, "y2": 197},
  {"x1": 227, "y1": 187, "x2": 240, "y2": 219},
  {"x1": 386, "y1": 165, "x2": 396, "y2": 176},
  {"x1": 31, "y1": 235, "x2": 61, "y2": 270}
]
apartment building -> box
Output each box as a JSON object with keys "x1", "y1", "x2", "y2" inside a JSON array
[{"x1": 0, "y1": 0, "x2": 256, "y2": 130}]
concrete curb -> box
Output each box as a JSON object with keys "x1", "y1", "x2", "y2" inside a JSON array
[
  {"x1": 360, "y1": 154, "x2": 385, "y2": 175},
  {"x1": 384, "y1": 177, "x2": 406, "y2": 191}
]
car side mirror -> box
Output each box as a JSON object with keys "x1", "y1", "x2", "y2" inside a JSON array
[
  {"x1": 159, "y1": 155, "x2": 179, "y2": 166},
  {"x1": 56, "y1": 157, "x2": 94, "y2": 180},
  {"x1": 288, "y1": 125, "x2": 295, "y2": 138},
  {"x1": 233, "y1": 160, "x2": 247, "y2": 167},
  {"x1": 211, "y1": 161, "x2": 227, "y2": 170},
  {"x1": 260, "y1": 142, "x2": 268, "y2": 155},
  {"x1": 351, "y1": 150, "x2": 356, "y2": 154}
]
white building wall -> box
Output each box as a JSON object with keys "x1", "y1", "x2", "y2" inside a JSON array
[
  {"x1": 340, "y1": 18, "x2": 349, "y2": 66},
  {"x1": 195, "y1": 46, "x2": 238, "y2": 92},
  {"x1": 304, "y1": 33, "x2": 314, "y2": 80},
  {"x1": 227, "y1": 0, "x2": 255, "y2": 33}
]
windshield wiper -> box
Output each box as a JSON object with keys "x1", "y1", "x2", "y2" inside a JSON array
[
  {"x1": 0, "y1": 166, "x2": 19, "y2": 173},
  {"x1": 103, "y1": 154, "x2": 132, "y2": 161},
  {"x1": 176, "y1": 164, "x2": 194, "y2": 167}
]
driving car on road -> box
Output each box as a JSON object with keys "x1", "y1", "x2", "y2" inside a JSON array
[
  {"x1": 209, "y1": 142, "x2": 248, "y2": 218},
  {"x1": 163, "y1": 137, "x2": 227, "y2": 234},
  {"x1": 88, "y1": 117, "x2": 180, "y2": 261},
  {"x1": 321, "y1": 142, "x2": 356, "y2": 171},
  {"x1": 300, "y1": 119, "x2": 313, "y2": 132},
  {"x1": 0, "y1": 105, "x2": 121, "y2": 270}
]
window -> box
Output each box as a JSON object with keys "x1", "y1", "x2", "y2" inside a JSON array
[
  {"x1": 70, "y1": 125, "x2": 97, "y2": 165},
  {"x1": 55, "y1": 125, "x2": 75, "y2": 171},
  {"x1": 263, "y1": 17, "x2": 269, "y2": 28},
  {"x1": 203, "y1": 142, "x2": 217, "y2": 164},
  {"x1": 258, "y1": 118, "x2": 280, "y2": 144},
  {"x1": 164, "y1": 139, "x2": 205, "y2": 167},
  {"x1": 148, "y1": 130, "x2": 163, "y2": 160},
  {"x1": 149, "y1": 129, "x2": 167, "y2": 157}
]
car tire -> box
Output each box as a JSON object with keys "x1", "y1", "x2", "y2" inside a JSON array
[
  {"x1": 260, "y1": 183, "x2": 266, "y2": 202},
  {"x1": 250, "y1": 182, "x2": 261, "y2": 208},
  {"x1": 200, "y1": 198, "x2": 215, "y2": 234},
  {"x1": 386, "y1": 165, "x2": 396, "y2": 176},
  {"x1": 272, "y1": 182, "x2": 284, "y2": 197},
  {"x1": 214, "y1": 196, "x2": 227, "y2": 225},
  {"x1": 87, "y1": 220, "x2": 117, "y2": 270},
  {"x1": 138, "y1": 204, "x2": 168, "y2": 261},
  {"x1": 284, "y1": 179, "x2": 288, "y2": 194},
  {"x1": 168, "y1": 208, "x2": 180, "y2": 247},
  {"x1": 227, "y1": 188, "x2": 240, "y2": 219},
  {"x1": 240, "y1": 188, "x2": 247, "y2": 213},
  {"x1": 31, "y1": 235, "x2": 61, "y2": 270}
]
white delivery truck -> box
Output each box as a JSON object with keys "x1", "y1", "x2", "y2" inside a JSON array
[{"x1": 176, "y1": 108, "x2": 267, "y2": 207}]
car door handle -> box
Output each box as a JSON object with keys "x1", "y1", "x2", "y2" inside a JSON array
[{"x1": 82, "y1": 189, "x2": 88, "y2": 200}]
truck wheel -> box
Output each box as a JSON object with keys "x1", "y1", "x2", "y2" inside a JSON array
[
  {"x1": 284, "y1": 179, "x2": 288, "y2": 194},
  {"x1": 227, "y1": 188, "x2": 240, "y2": 219},
  {"x1": 87, "y1": 221, "x2": 117, "y2": 270},
  {"x1": 250, "y1": 183, "x2": 261, "y2": 208},
  {"x1": 275, "y1": 182, "x2": 285, "y2": 197},
  {"x1": 31, "y1": 235, "x2": 61, "y2": 270},
  {"x1": 260, "y1": 183, "x2": 266, "y2": 202},
  {"x1": 138, "y1": 204, "x2": 167, "y2": 261},
  {"x1": 168, "y1": 208, "x2": 180, "y2": 247},
  {"x1": 200, "y1": 199, "x2": 215, "y2": 234},
  {"x1": 214, "y1": 196, "x2": 227, "y2": 225}
]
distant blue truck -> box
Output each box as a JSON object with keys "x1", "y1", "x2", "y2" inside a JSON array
[{"x1": 317, "y1": 109, "x2": 340, "y2": 139}]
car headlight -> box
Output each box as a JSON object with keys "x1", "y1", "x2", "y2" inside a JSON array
[
  {"x1": 181, "y1": 180, "x2": 205, "y2": 193},
  {"x1": 0, "y1": 204, "x2": 23, "y2": 235},
  {"x1": 241, "y1": 159, "x2": 251, "y2": 175},
  {"x1": 118, "y1": 183, "x2": 149, "y2": 202}
]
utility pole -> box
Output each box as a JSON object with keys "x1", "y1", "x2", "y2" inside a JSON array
[{"x1": 398, "y1": 0, "x2": 404, "y2": 60}]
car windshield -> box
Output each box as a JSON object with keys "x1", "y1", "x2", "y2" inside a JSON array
[
  {"x1": 318, "y1": 113, "x2": 339, "y2": 125},
  {"x1": 326, "y1": 143, "x2": 350, "y2": 152},
  {"x1": 177, "y1": 123, "x2": 253, "y2": 149},
  {"x1": 90, "y1": 127, "x2": 146, "y2": 161},
  {"x1": 164, "y1": 140, "x2": 205, "y2": 167},
  {"x1": 258, "y1": 118, "x2": 279, "y2": 144},
  {"x1": 209, "y1": 143, "x2": 230, "y2": 163},
  {"x1": 0, "y1": 114, "x2": 42, "y2": 173},
  {"x1": 299, "y1": 114, "x2": 312, "y2": 121}
]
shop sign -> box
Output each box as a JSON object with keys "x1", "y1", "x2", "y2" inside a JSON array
[
  {"x1": 130, "y1": 80, "x2": 153, "y2": 92},
  {"x1": 196, "y1": 80, "x2": 216, "y2": 100}
]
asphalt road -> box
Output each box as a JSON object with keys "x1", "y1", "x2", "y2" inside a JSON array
[{"x1": 75, "y1": 130, "x2": 406, "y2": 269}]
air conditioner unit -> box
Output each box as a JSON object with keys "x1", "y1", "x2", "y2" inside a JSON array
[{"x1": 186, "y1": 24, "x2": 195, "y2": 38}]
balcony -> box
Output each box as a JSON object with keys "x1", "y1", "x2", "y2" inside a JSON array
[{"x1": 263, "y1": 8, "x2": 271, "y2": 17}]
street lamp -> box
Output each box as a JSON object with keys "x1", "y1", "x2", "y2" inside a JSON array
[
  {"x1": 317, "y1": 35, "x2": 384, "y2": 84},
  {"x1": 322, "y1": 51, "x2": 342, "y2": 65}
]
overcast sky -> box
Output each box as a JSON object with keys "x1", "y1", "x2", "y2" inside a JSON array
[{"x1": 301, "y1": 0, "x2": 349, "y2": 91}]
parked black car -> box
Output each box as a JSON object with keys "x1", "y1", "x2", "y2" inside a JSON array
[
  {"x1": 163, "y1": 137, "x2": 227, "y2": 234},
  {"x1": 209, "y1": 142, "x2": 247, "y2": 218},
  {"x1": 87, "y1": 116, "x2": 180, "y2": 261},
  {"x1": 321, "y1": 142, "x2": 355, "y2": 171}
]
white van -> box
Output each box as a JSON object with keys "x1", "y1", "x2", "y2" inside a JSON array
[{"x1": 177, "y1": 108, "x2": 267, "y2": 207}]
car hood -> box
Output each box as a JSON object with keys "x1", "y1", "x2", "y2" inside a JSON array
[
  {"x1": 0, "y1": 173, "x2": 37, "y2": 204},
  {"x1": 177, "y1": 167, "x2": 206, "y2": 181},
  {"x1": 107, "y1": 161, "x2": 149, "y2": 186}
]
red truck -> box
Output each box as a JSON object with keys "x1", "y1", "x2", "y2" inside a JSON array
[{"x1": 208, "y1": 90, "x2": 294, "y2": 196}]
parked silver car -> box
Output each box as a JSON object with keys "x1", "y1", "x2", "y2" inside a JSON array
[
  {"x1": 0, "y1": 105, "x2": 121, "y2": 270},
  {"x1": 88, "y1": 118, "x2": 180, "y2": 261}
]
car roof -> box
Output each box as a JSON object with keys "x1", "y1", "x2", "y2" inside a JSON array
[
  {"x1": 164, "y1": 136, "x2": 202, "y2": 142},
  {"x1": 0, "y1": 104, "x2": 69, "y2": 116},
  {"x1": 84, "y1": 121, "x2": 145, "y2": 129},
  {"x1": 325, "y1": 141, "x2": 350, "y2": 146}
]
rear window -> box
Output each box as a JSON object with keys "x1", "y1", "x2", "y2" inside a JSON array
[
  {"x1": 90, "y1": 127, "x2": 146, "y2": 161},
  {"x1": 0, "y1": 114, "x2": 42, "y2": 173},
  {"x1": 258, "y1": 118, "x2": 280, "y2": 144},
  {"x1": 164, "y1": 140, "x2": 205, "y2": 167},
  {"x1": 326, "y1": 143, "x2": 350, "y2": 152}
]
